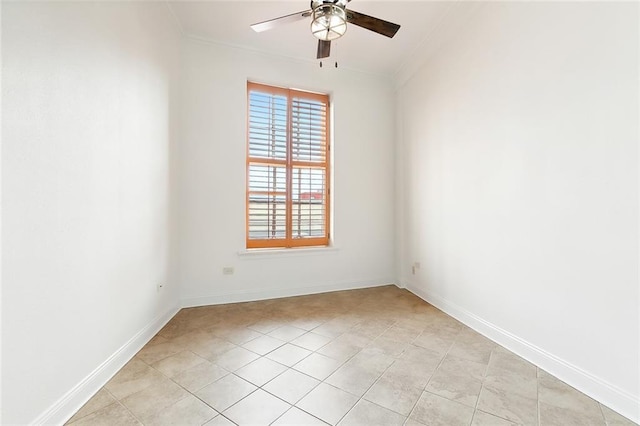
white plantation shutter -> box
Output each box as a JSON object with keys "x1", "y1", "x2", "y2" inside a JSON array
[{"x1": 247, "y1": 82, "x2": 330, "y2": 248}]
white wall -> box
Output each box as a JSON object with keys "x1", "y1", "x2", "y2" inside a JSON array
[
  {"x1": 396, "y1": 1, "x2": 639, "y2": 421},
  {"x1": 177, "y1": 39, "x2": 396, "y2": 306},
  {"x1": 2, "y1": 2, "x2": 180, "y2": 424}
]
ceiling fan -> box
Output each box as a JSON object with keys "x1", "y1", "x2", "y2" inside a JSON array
[{"x1": 250, "y1": 0, "x2": 401, "y2": 59}]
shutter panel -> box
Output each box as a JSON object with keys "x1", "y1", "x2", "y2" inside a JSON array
[
  {"x1": 248, "y1": 92, "x2": 288, "y2": 160},
  {"x1": 247, "y1": 164, "x2": 287, "y2": 241},
  {"x1": 291, "y1": 98, "x2": 328, "y2": 163},
  {"x1": 290, "y1": 95, "x2": 328, "y2": 243}
]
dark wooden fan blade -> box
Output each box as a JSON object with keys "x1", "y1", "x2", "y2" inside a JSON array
[
  {"x1": 251, "y1": 10, "x2": 311, "y2": 33},
  {"x1": 346, "y1": 9, "x2": 400, "y2": 38},
  {"x1": 317, "y1": 40, "x2": 331, "y2": 59}
]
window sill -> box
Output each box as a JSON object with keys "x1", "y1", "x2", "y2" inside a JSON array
[{"x1": 238, "y1": 245, "x2": 339, "y2": 259}]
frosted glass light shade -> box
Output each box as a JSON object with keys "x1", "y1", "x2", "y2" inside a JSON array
[{"x1": 311, "y1": 4, "x2": 347, "y2": 41}]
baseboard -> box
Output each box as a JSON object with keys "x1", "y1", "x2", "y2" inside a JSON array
[
  {"x1": 181, "y1": 279, "x2": 396, "y2": 308},
  {"x1": 31, "y1": 304, "x2": 181, "y2": 426},
  {"x1": 405, "y1": 282, "x2": 640, "y2": 424}
]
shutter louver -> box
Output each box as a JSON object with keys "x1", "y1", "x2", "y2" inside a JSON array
[{"x1": 247, "y1": 82, "x2": 330, "y2": 249}]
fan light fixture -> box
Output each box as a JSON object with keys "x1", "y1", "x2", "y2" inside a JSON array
[
  {"x1": 250, "y1": 0, "x2": 401, "y2": 60},
  {"x1": 311, "y1": 1, "x2": 347, "y2": 41}
]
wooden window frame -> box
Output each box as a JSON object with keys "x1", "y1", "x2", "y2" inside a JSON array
[{"x1": 246, "y1": 81, "x2": 331, "y2": 249}]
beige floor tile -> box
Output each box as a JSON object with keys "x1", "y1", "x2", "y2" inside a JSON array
[
  {"x1": 196, "y1": 374, "x2": 257, "y2": 412},
  {"x1": 476, "y1": 384, "x2": 538, "y2": 426},
  {"x1": 338, "y1": 399, "x2": 406, "y2": 426},
  {"x1": 269, "y1": 325, "x2": 308, "y2": 341},
  {"x1": 171, "y1": 361, "x2": 228, "y2": 393},
  {"x1": 336, "y1": 331, "x2": 374, "y2": 348},
  {"x1": 105, "y1": 358, "x2": 167, "y2": 400},
  {"x1": 483, "y1": 373, "x2": 537, "y2": 400},
  {"x1": 136, "y1": 341, "x2": 184, "y2": 365},
  {"x1": 351, "y1": 320, "x2": 393, "y2": 339},
  {"x1": 539, "y1": 401, "x2": 606, "y2": 426},
  {"x1": 291, "y1": 332, "x2": 333, "y2": 351},
  {"x1": 600, "y1": 405, "x2": 638, "y2": 426},
  {"x1": 412, "y1": 332, "x2": 455, "y2": 355},
  {"x1": 216, "y1": 327, "x2": 264, "y2": 345},
  {"x1": 425, "y1": 370, "x2": 482, "y2": 408},
  {"x1": 67, "y1": 402, "x2": 141, "y2": 426},
  {"x1": 439, "y1": 354, "x2": 486, "y2": 379},
  {"x1": 188, "y1": 337, "x2": 238, "y2": 362},
  {"x1": 456, "y1": 328, "x2": 490, "y2": 342},
  {"x1": 471, "y1": 410, "x2": 517, "y2": 425},
  {"x1": 538, "y1": 370, "x2": 603, "y2": 418},
  {"x1": 272, "y1": 407, "x2": 329, "y2": 425},
  {"x1": 120, "y1": 379, "x2": 190, "y2": 423},
  {"x1": 263, "y1": 369, "x2": 320, "y2": 404},
  {"x1": 350, "y1": 347, "x2": 395, "y2": 371},
  {"x1": 67, "y1": 388, "x2": 116, "y2": 423},
  {"x1": 366, "y1": 335, "x2": 408, "y2": 357},
  {"x1": 448, "y1": 338, "x2": 495, "y2": 364},
  {"x1": 487, "y1": 346, "x2": 536, "y2": 379},
  {"x1": 151, "y1": 350, "x2": 208, "y2": 378},
  {"x1": 169, "y1": 329, "x2": 213, "y2": 348},
  {"x1": 398, "y1": 344, "x2": 444, "y2": 368},
  {"x1": 326, "y1": 349, "x2": 394, "y2": 396},
  {"x1": 146, "y1": 334, "x2": 169, "y2": 347},
  {"x1": 223, "y1": 388, "x2": 291, "y2": 425},
  {"x1": 381, "y1": 325, "x2": 421, "y2": 344},
  {"x1": 425, "y1": 355, "x2": 485, "y2": 407},
  {"x1": 203, "y1": 415, "x2": 236, "y2": 425},
  {"x1": 297, "y1": 383, "x2": 359, "y2": 425},
  {"x1": 288, "y1": 318, "x2": 327, "y2": 331},
  {"x1": 404, "y1": 419, "x2": 427, "y2": 426},
  {"x1": 213, "y1": 346, "x2": 260, "y2": 371},
  {"x1": 247, "y1": 318, "x2": 283, "y2": 334},
  {"x1": 158, "y1": 320, "x2": 199, "y2": 340},
  {"x1": 317, "y1": 340, "x2": 362, "y2": 363},
  {"x1": 294, "y1": 352, "x2": 344, "y2": 380},
  {"x1": 242, "y1": 334, "x2": 286, "y2": 355},
  {"x1": 394, "y1": 317, "x2": 428, "y2": 333},
  {"x1": 364, "y1": 374, "x2": 423, "y2": 416},
  {"x1": 312, "y1": 322, "x2": 350, "y2": 339},
  {"x1": 143, "y1": 394, "x2": 217, "y2": 425},
  {"x1": 325, "y1": 363, "x2": 382, "y2": 397},
  {"x1": 267, "y1": 343, "x2": 312, "y2": 366},
  {"x1": 410, "y1": 392, "x2": 475, "y2": 426},
  {"x1": 235, "y1": 356, "x2": 288, "y2": 386},
  {"x1": 383, "y1": 359, "x2": 434, "y2": 389}
]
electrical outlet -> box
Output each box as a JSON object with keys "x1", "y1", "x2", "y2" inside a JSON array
[{"x1": 223, "y1": 267, "x2": 234, "y2": 275}]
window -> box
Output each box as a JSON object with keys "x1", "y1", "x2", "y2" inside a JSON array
[{"x1": 246, "y1": 82, "x2": 330, "y2": 249}]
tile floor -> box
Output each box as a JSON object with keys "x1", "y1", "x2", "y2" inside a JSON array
[{"x1": 66, "y1": 286, "x2": 636, "y2": 426}]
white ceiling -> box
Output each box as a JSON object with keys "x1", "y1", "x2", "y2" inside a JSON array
[{"x1": 168, "y1": 1, "x2": 454, "y2": 76}]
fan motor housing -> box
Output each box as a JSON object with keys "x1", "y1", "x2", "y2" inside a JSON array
[{"x1": 311, "y1": 0, "x2": 348, "y2": 10}]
